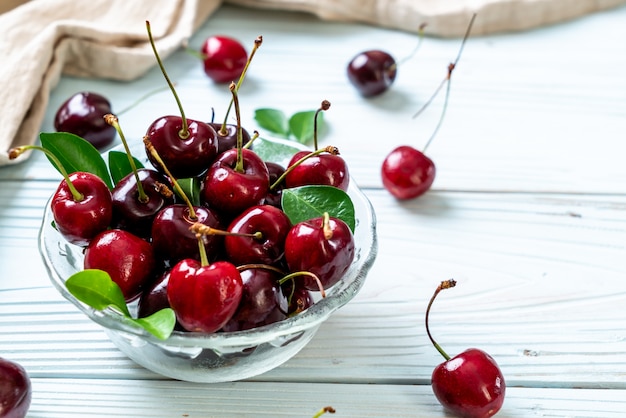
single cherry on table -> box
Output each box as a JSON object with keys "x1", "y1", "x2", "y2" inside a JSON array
[
  {"x1": 0, "y1": 357, "x2": 32, "y2": 418},
  {"x1": 200, "y1": 35, "x2": 248, "y2": 83},
  {"x1": 54, "y1": 91, "x2": 116, "y2": 149}
]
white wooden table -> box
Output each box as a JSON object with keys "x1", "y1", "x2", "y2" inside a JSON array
[{"x1": 1, "y1": 4, "x2": 626, "y2": 417}]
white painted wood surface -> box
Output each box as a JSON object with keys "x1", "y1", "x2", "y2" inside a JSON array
[{"x1": 1, "y1": 4, "x2": 625, "y2": 417}]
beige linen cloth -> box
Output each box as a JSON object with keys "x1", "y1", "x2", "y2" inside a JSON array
[{"x1": 1, "y1": 0, "x2": 625, "y2": 166}]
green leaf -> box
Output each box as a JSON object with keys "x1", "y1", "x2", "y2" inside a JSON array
[
  {"x1": 254, "y1": 108, "x2": 290, "y2": 138},
  {"x1": 40, "y1": 132, "x2": 113, "y2": 189},
  {"x1": 65, "y1": 269, "x2": 130, "y2": 317},
  {"x1": 288, "y1": 110, "x2": 320, "y2": 145},
  {"x1": 133, "y1": 308, "x2": 176, "y2": 340},
  {"x1": 252, "y1": 136, "x2": 302, "y2": 166},
  {"x1": 108, "y1": 151, "x2": 144, "y2": 185},
  {"x1": 177, "y1": 177, "x2": 202, "y2": 206},
  {"x1": 281, "y1": 185, "x2": 355, "y2": 232}
]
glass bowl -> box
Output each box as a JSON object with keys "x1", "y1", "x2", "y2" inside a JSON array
[{"x1": 38, "y1": 136, "x2": 378, "y2": 383}]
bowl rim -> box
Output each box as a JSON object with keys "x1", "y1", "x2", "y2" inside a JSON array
[{"x1": 38, "y1": 135, "x2": 378, "y2": 347}]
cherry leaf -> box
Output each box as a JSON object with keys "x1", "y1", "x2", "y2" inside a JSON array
[
  {"x1": 108, "y1": 151, "x2": 144, "y2": 185},
  {"x1": 289, "y1": 110, "x2": 322, "y2": 145},
  {"x1": 40, "y1": 132, "x2": 113, "y2": 189},
  {"x1": 132, "y1": 309, "x2": 176, "y2": 340},
  {"x1": 65, "y1": 269, "x2": 131, "y2": 317},
  {"x1": 252, "y1": 136, "x2": 302, "y2": 166},
  {"x1": 281, "y1": 185, "x2": 355, "y2": 232},
  {"x1": 177, "y1": 177, "x2": 202, "y2": 206},
  {"x1": 254, "y1": 108, "x2": 290, "y2": 138}
]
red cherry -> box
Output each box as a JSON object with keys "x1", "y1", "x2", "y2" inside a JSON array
[
  {"x1": 346, "y1": 50, "x2": 397, "y2": 97},
  {"x1": 167, "y1": 259, "x2": 243, "y2": 333},
  {"x1": 54, "y1": 91, "x2": 116, "y2": 149},
  {"x1": 284, "y1": 149, "x2": 350, "y2": 192},
  {"x1": 0, "y1": 357, "x2": 31, "y2": 418},
  {"x1": 201, "y1": 36, "x2": 248, "y2": 83},
  {"x1": 84, "y1": 229, "x2": 157, "y2": 302},
  {"x1": 426, "y1": 280, "x2": 506, "y2": 418},
  {"x1": 51, "y1": 172, "x2": 112, "y2": 247},
  {"x1": 284, "y1": 213, "x2": 355, "y2": 291},
  {"x1": 381, "y1": 145, "x2": 435, "y2": 200}
]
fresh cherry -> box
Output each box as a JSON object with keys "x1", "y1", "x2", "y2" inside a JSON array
[
  {"x1": 167, "y1": 236, "x2": 243, "y2": 333},
  {"x1": 263, "y1": 162, "x2": 286, "y2": 208},
  {"x1": 381, "y1": 145, "x2": 435, "y2": 199},
  {"x1": 381, "y1": 16, "x2": 475, "y2": 200},
  {"x1": 347, "y1": 50, "x2": 397, "y2": 97},
  {"x1": 210, "y1": 122, "x2": 251, "y2": 154},
  {"x1": 144, "y1": 21, "x2": 219, "y2": 179},
  {"x1": 284, "y1": 212, "x2": 355, "y2": 291},
  {"x1": 281, "y1": 279, "x2": 314, "y2": 316},
  {"x1": 222, "y1": 266, "x2": 288, "y2": 331},
  {"x1": 200, "y1": 35, "x2": 248, "y2": 83},
  {"x1": 427, "y1": 279, "x2": 506, "y2": 418},
  {"x1": 84, "y1": 229, "x2": 157, "y2": 302},
  {"x1": 54, "y1": 91, "x2": 116, "y2": 149},
  {"x1": 224, "y1": 204, "x2": 292, "y2": 266},
  {"x1": 136, "y1": 270, "x2": 185, "y2": 331},
  {"x1": 0, "y1": 357, "x2": 31, "y2": 418}
]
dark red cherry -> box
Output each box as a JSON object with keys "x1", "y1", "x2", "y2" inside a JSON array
[
  {"x1": 284, "y1": 150, "x2": 349, "y2": 192},
  {"x1": 347, "y1": 50, "x2": 397, "y2": 97},
  {"x1": 282, "y1": 279, "x2": 315, "y2": 316},
  {"x1": 51, "y1": 172, "x2": 112, "y2": 247},
  {"x1": 200, "y1": 36, "x2": 248, "y2": 83},
  {"x1": 0, "y1": 357, "x2": 31, "y2": 418},
  {"x1": 284, "y1": 214, "x2": 355, "y2": 291},
  {"x1": 136, "y1": 270, "x2": 185, "y2": 332},
  {"x1": 84, "y1": 229, "x2": 156, "y2": 302},
  {"x1": 209, "y1": 122, "x2": 251, "y2": 154},
  {"x1": 202, "y1": 148, "x2": 270, "y2": 216},
  {"x1": 225, "y1": 204, "x2": 292, "y2": 266},
  {"x1": 54, "y1": 92, "x2": 116, "y2": 149},
  {"x1": 111, "y1": 168, "x2": 174, "y2": 237},
  {"x1": 167, "y1": 259, "x2": 243, "y2": 333},
  {"x1": 151, "y1": 204, "x2": 224, "y2": 265},
  {"x1": 381, "y1": 145, "x2": 435, "y2": 199},
  {"x1": 145, "y1": 116, "x2": 218, "y2": 179},
  {"x1": 263, "y1": 162, "x2": 286, "y2": 208},
  {"x1": 222, "y1": 268, "x2": 288, "y2": 332}
]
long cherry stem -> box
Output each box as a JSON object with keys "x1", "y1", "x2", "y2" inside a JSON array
[
  {"x1": 230, "y1": 82, "x2": 245, "y2": 173},
  {"x1": 392, "y1": 23, "x2": 427, "y2": 70},
  {"x1": 104, "y1": 114, "x2": 148, "y2": 203},
  {"x1": 313, "y1": 100, "x2": 331, "y2": 151},
  {"x1": 425, "y1": 279, "x2": 457, "y2": 361},
  {"x1": 146, "y1": 20, "x2": 189, "y2": 139},
  {"x1": 9, "y1": 145, "x2": 83, "y2": 201}
]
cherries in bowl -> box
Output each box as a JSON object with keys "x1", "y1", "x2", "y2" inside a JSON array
[{"x1": 38, "y1": 136, "x2": 377, "y2": 383}]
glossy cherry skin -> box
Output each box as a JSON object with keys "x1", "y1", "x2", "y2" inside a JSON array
[
  {"x1": 284, "y1": 151, "x2": 350, "y2": 192},
  {"x1": 282, "y1": 280, "x2": 314, "y2": 315},
  {"x1": 51, "y1": 172, "x2": 112, "y2": 247},
  {"x1": 209, "y1": 123, "x2": 251, "y2": 154},
  {"x1": 54, "y1": 91, "x2": 116, "y2": 149},
  {"x1": 263, "y1": 162, "x2": 285, "y2": 208},
  {"x1": 225, "y1": 205, "x2": 292, "y2": 266},
  {"x1": 145, "y1": 116, "x2": 218, "y2": 179},
  {"x1": 151, "y1": 204, "x2": 224, "y2": 266},
  {"x1": 284, "y1": 216, "x2": 355, "y2": 291},
  {"x1": 222, "y1": 268, "x2": 288, "y2": 332},
  {"x1": 201, "y1": 36, "x2": 248, "y2": 83},
  {"x1": 84, "y1": 229, "x2": 156, "y2": 302},
  {"x1": 111, "y1": 168, "x2": 174, "y2": 237},
  {"x1": 202, "y1": 148, "x2": 270, "y2": 216},
  {"x1": 167, "y1": 259, "x2": 243, "y2": 333},
  {"x1": 381, "y1": 145, "x2": 435, "y2": 199},
  {"x1": 347, "y1": 50, "x2": 397, "y2": 97},
  {"x1": 432, "y1": 348, "x2": 506, "y2": 418},
  {"x1": 0, "y1": 357, "x2": 31, "y2": 418}
]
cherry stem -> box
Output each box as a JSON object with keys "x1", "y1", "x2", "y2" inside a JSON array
[
  {"x1": 279, "y1": 271, "x2": 326, "y2": 298},
  {"x1": 143, "y1": 136, "x2": 197, "y2": 220},
  {"x1": 116, "y1": 84, "x2": 172, "y2": 116},
  {"x1": 189, "y1": 222, "x2": 263, "y2": 240},
  {"x1": 321, "y1": 211, "x2": 332, "y2": 240},
  {"x1": 194, "y1": 233, "x2": 209, "y2": 267},
  {"x1": 146, "y1": 20, "x2": 189, "y2": 139},
  {"x1": 104, "y1": 114, "x2": 148, "y2": 203},
  {"x1": 236, "y1": 263, "x2": 286, "y2": 275},
  {"x1": 312, "y1": 406, "x2": 336, "y2": 418},
  {"x1": 313, "y1": 100, "x2": 331, "y2": 151},
  {"x1": 229, "y1": 81, "x2": 245, "y2": 173},
  {"x1": 392, "y1": 23, "x2": 427, "y2": 69},
  {"x1": 412, "y1": 13, "x2": 476, "y2": 153},
  {"x1": 425, "y1": 279, "x2": 457, "y2": 361},
  {"x1": 9, "y1": 145, "x2": 83, "y2": 201},
  {"x1": 220, "y1": 35, "x2": 263, "y2": 135},
  {"x1": 243, "y1": 130, "x2": 260, "y2": 149},
  {"x1": 269, "y1": 146, "x2": 340, "y2": 191}
]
